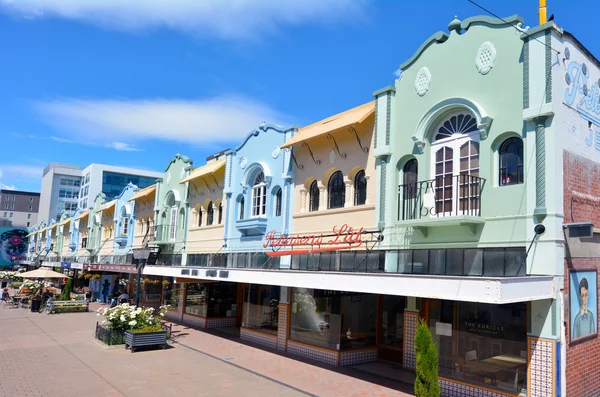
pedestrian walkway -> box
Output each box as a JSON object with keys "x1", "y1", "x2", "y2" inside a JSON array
[{"x1": 0, "y1": 302, "x2": 414, "y2": 397}]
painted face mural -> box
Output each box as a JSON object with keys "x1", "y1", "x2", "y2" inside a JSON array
[{"x1": 0, "y1": 229, "x2": 28, "y2": 268}]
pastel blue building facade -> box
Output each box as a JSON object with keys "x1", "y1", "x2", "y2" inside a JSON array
[
  {"x1": 113, "y1": 182, "x2": 139, "y2": 258},
  {"x1": 223, "y1": 124, "x2": 295, "y2": 267}
]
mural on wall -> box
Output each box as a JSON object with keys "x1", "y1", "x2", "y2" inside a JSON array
[
  {"x1": 562, "y1": 39, "x2": 600, "y2": 160},
  {"x1": 0, "y1": 228, "x2": 29, "y2": 268},
  {"x1": 569, "y1": 269, "x2": 598, "y2": 342}
]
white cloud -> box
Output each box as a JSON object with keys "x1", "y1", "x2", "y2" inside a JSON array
[
  {"x1": 106, "y1": 142, "x2": 142, "y2": 152},
  {"x1": 50, "y1": 136, "x2": 73, "y2": 143},
  {"x1": 0, "y1": 165, "x2": 44, "y2": 191},
  {"x1": 34, "y1": 96, "x2": 292, "y2": 145},
  {"x1": 0, "y1": 0, "x2": 368, "y2": 40}
]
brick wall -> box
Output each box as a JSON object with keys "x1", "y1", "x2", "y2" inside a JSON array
[{"x1": 563, "y1": 151, "x2": 600, "y2": 397}]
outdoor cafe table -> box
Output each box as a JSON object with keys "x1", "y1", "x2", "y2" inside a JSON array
[{"x1": 465, "y1": 354, "x2": 527, "y2": 385}]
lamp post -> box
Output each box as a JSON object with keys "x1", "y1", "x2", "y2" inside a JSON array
[{"x1": 132, "y1": 248, "x2": 152, "y2": 307}]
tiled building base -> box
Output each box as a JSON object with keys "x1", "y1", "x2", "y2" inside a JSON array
[
  {"x1": 206, "y1": 317, "x2": 236, "y2": 328},
  {"x1": 277, "y1": 303, "x2": 288, "y2": 351},
  {"x1": 528, "y1": 336, "x2": 556, "y2": 397},
  {"x1": 287, "y1": 341, "x2": 339, "y2": 366},
  {"x1": 182, "y1": 313, "x2": 207, "y2": 328},
  {"x1": 339, "y1": 348, "x2": 377, "y2": 366},
  {"x1": 439, "y1": 378, "x2": 515, "y2": 397},
  {"x1": 403, "y1": 310, "x2": 419, "y2": 369},
  {"x1": 240, "y1": 328, "x2": 277, "y2": 349}
]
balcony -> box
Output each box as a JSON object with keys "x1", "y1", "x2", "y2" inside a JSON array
[
  {"x1": 115, "y1": 234, "x2": 128, "y2": 247},
  {"x1": 236, "y1": 217, "x2": 268, "y2": 236},
  {"x1": 398, "y1": 174, "x2": 485, "y2": 236}
]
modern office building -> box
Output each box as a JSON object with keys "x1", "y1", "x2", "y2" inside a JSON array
[
  {"x1": 0, "y1": 189, "x2": 40, "y2": 229},
  {"x1": 38, "y1": 162, "x2": 163, "y2": 223}
]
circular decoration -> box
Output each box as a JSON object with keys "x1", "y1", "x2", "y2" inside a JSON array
[
  {"x1": 272, "y1": 146, "x2": 281, "y2": 159},
  {"x1": 414, "y1": 67, "x2": 431, "y2": 96},
  {"x1": 582, "y1": 63, "x2": 588, "y2": 76},
  {"x1": 239, "y1": 157, "x2": 248, "y2": 169},
  {"x1": 565, "y1": 72, "x2": 571, "y2": 85},
  {"x1": 329, "y1": 149, "x2": 335, "y2": 164},
  {"x1": 475, "y1": 41, "x2": 497, "y2": 75},
  {"x1": 565, "y1": 47, "x2": 570, "y2": 60}
]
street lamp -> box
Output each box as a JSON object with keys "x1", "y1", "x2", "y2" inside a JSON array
[{"x1": 132, "y1": 248, "x2": 152, "y2": 307}]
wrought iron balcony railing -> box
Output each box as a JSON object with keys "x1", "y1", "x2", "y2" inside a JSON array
[{"x1": 398, "y1": 174, "x2": 484, "y2": 221}]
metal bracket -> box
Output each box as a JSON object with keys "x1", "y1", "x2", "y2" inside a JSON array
[
  {"x1": 349, "y1": 126, "x2": 369, "y2": 153},
  {"x1": 302, "y1": 141, "x2": 321, "y2": 165},
  {"x1": 327, "y1": 133, "x2": 347, "y2": 158},
  {"x1": 200, "y1": 176, "x2": 215, "y2": 193},
  {"x1": 289, "y1": 148, "x2": 304, "y2": 170},
  {"x1": 208, "y1": 173, "x2": 221, "y2": 190}
]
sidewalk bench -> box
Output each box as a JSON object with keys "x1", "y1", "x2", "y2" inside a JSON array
[{"x1": 51, "y1": 300, "x2": 89, "y2": 313}]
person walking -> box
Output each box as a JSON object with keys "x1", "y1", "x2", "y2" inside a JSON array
[{"x1": 101, "y1": 280, "x2": 110, "y2": 304}]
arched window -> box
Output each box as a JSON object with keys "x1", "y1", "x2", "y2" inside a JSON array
[
  {"x1": 123, "y1": 218, "x2": 128, "y2": 235},
  {"x1": 309, "y1": 180, "x2": 319, "y2": 212},
  {"x1": 198, "y1": 207, "x2": 203, "y2": 227},
  {"x1": 499, "y1": 137, "x2": 524, "y2": 186},
  {"x1": 252, "y1": 171, "x2": 267, "y2": 217},
  {"x1": 354, "y1": 170, "x2": 367, "y2": 206},
  {"x1": 207, "y1": 201, "x2": 214, "y2": 225},
  {"x1": 433, "y1": 113, "x2": 478, "y2": 141},
  {"x1": 403, "y1": 159, "x2": 419, "y2": 196},
  {"x1": 275, "y1": 188, "x2": 282, "y2": 217},
  {"x1": 218, "y1": 203, "x2": 223, "y2": 224},
  {"x1": 239, "y1": 197, "x2": 245, "y2": 220},
  {"x1": 328, "y1": 171, "x2": 345, "y2": 209}
]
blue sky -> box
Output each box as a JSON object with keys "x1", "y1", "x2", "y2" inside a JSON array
[{"x1": 0, "y1": 0, "x2": 597, "y2": 192}]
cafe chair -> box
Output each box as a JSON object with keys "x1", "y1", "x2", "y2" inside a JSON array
[
  {"x1": 497, "y1": 369, "x2": 519, "y2": 393},
  {"x1": 465, "y1": 350, "x2": 478, "y2": 362}
]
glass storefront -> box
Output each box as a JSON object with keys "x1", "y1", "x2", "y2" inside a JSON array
[
  {"x1": 184, "y1": 282, "x2": 237, "y2": 318},
  {"x1": 430, "y1": 300, "x2": 528, "y2": 394},
  {"x1": 242, "y1": 284, "x2": 280, "y2": 335},
  {"x1": 289, "y1": 288, "x2": 377, "y2": 351}
]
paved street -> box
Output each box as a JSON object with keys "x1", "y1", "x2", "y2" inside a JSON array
[{"x1": 0, "y1": 303, "x2": 414, "y2": 397}]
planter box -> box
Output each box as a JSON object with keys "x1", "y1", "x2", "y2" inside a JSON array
[{"x1": 125, "y1": 330, "x2": 168, "y2": 353}]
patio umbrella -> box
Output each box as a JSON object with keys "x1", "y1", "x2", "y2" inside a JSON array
[{"x1": 19, "y1": 268, "x2": 71, "y2": 279}]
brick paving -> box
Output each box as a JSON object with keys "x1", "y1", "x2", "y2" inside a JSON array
[{"x1": 0, "y1": 302, "x2": 414, "y2": 397}]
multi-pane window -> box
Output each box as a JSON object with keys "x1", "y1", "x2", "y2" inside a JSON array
[
  {"x1": 499, "y1": 137, "x2": 524, "y2": 186},
  {"x1": 275, "y1": 188, "x2": 282, "y2": 217},
  {"x1": 403, "y1": 159, "x2": 419, "y2": 199},
  {"x1": 328, "y1": 171, "x2": 345, "y2": 209},
  {"x1": 123, "y1": 218, "x2": 129, "y2": 235},
  {"x1": 309, "y1": 180, "x2": 319, "y2": 212},
  {"x1": 207, "y1": 201, "x2": 214, "y2": 225},
  {"x1": 251, "y1": 172, "x2": 267, "y2": 217},
  {"x1": 354, "y1": 170, "x2": 367, "y2": 206}
]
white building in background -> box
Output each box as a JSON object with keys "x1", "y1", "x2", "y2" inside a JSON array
[{"x1": 39, "y1": 163, "x2": 163, "y2": 223}]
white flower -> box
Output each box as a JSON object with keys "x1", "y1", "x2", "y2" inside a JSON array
[
  {"x1": 129, "y1": 320, "x2": 137, "y2": 326},
  {"x1": 120, "y1": 315, "x2": 126, "y2": 322},
  {"x1": 159, "y1": 313, "x2": 164, "y2": 317}
]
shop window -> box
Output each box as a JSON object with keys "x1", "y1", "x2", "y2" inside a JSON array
[
  {"x1": 242, "y1": 284, "x2": 280, "y2": 335},
  {"x1": 290, "y1": 288, "x2": 341, "y2": 350},
  {"x1": 207, "y1": 282, "x2": 237, "y2": 317},
  {"x1": 218, "y1": 203, "x2": 223, "y2": 224},
  {"x1": 354, "y1": 170, "x2": 367, "y2": 206},
  {"x1": 274, "y1": 188, "x2": 282, "y2": 217},
  {"x1": 340, "y1": 293, "x2": 377, "y2": 350},
  {"x1": 251, "y1": 171, "x2": 267, "y2": 217},
  {"x1": 207, "y1": 201, "x2": 214, "y2": 225},
  {"x1": 185, "y1": 283, "x2": 208, "y2": 316},
  {"x1": 309, "y1": 180, "x2": 319, "y2": 212},
  {"x1": 328, "y1": 171, "x2": 345, "y2": 209},
  {"x1": 499, "y1": 137, "x2": 524, "y2": 186}
]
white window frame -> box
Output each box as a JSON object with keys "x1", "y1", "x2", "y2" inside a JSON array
[
  {"x1": 169, "y1": 206, "x2": 177, "y2": 241},
  {"x1": 251, "y1": 172, "x2": 267, "y2": 218}
]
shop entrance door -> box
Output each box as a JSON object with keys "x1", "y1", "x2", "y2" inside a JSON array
[{"x1": 378, "y1": 296, "x2": 406, "y2": 364}]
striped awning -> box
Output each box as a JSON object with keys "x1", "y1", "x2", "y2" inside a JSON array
[
  {"x1": 180, "y1": 158, "x2": 226, "y2": 184},
  {"x1": 74, "y1": 210, "x2": 89, "y2": 221},
  {"x1": 128, "y1": 184, "x2": 156, "y2": 202}
]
